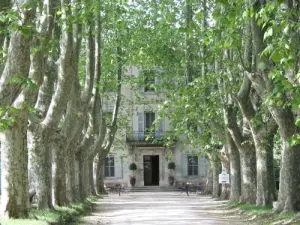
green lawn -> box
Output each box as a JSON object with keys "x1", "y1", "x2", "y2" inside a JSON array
[
  {"x1": 227, "y1": 202, "x2": 300, "y2": 225},
  {"x1": 0, "y1": 195, "x2": 101, "y2": 225}
]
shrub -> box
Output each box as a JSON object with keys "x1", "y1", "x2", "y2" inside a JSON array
[
  {"x1": 129, "y1": 162, "x2": 137, "y2": 171},
  {"x1": 168, "y1": 162, "x2": 175, "y2": 170}
]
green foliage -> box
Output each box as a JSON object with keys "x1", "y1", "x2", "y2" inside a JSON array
[
  {"x1": 9, "y1": 76, "x2": 38, "y2": 89},
  {"x1": 0, "y1": 106, "x2": 19, "y2": 131},
  {"x1": 0, "y1": 196, "x2": 99, "y2": 225},
  {"x1": 227, "y1": 202, "x2": 300, "y2": 224},
  {"x1": 129, "y1": 162, "x2": 137, "y2": 171},
  {"x1": 167, "y1": 162, "x2": 175, "y2": 170},
  {"x1": 227, "y1": 201, "x2": 272, "y2": 214}
]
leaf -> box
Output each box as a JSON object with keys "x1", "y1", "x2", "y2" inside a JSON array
[
  {"x1": 178, "y1": 27, "x2": 185, "y2": 33},
  {"x1": 263, "y1": 27, "x2": 273, "y2": 40},
  {"x1": 296, "y1": 119, "x2": 300, "y2": 127},
  {"x1": 270, "y1": 50, "x2": 282, "y2": 62}
]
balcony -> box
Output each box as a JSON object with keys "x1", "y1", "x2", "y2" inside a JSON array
[{"x1": 126, "y1": 131, "x2": 172, "y2": 147}]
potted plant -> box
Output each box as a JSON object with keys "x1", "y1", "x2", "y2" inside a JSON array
[
  {"x1": 129, "y1": 162, "x2": 137, "y2": 187},
  {"x1": 167, "y1": 162, "x2": 176, "y2": 186}
]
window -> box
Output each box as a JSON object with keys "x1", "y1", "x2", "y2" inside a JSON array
[
  {"x1": 143, "y1": 70, "x2": 155, "y2": 92},
  {"x1": 187, "y1": 119, "x2": 198, "y2": 132},
  {"x1": 105, "y1": 156, "x2": 115, "y2": 177},
  {"x1": 188, "y1": 155, "x2": 198, "y2": 176},
  {"x1": 145, "y1": 112, "x2": 155, "y2": 133},
  {"x1": 103, "y1": 111, "x2": 112, "y2": 123}
]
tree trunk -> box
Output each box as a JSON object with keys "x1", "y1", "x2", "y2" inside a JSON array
[
  {"x1": 239, "y1": 143, "x2": 256, "y2": 204},
  {"x1": 30, "y1": 133, "x2": 53, "y2": 209},
  {"x1": 253, "y1": 130, "x2": 276, "y2": 206},
  {"x1": 53, "y1": 135, "x2": 67, "y2": 206},
  {"x1": 0, "y1": 1, "x2": 37, "y2": 216},
  {"x1": 79, "y1": 153, "x2": 90, "y2": 200},
  {"x1": 89, "y1": 159, "x2": 96, "y2": 196},
  {"x1": 226, "y1": 131, "x2": 241, "y2": 202},
  {"x1": 225, "y1": 105, "x2": 256, "y2": 204},
  {"x1": 0, "y1": 112, "x2": 29, "y2": 218},
  {"x1": 220, "y1": 146, "x2": 230, "y2": 200},
  {"x1": 248, "y1": 0, "x2": 300, "y2": 211},
  {"x1": 276, "y1": 142, "x2": 300, "y2": 211},
  {"x1": 208, "y1": 154, "x2": 221, "y2": 198},
  {"x1": 66, "y1": 148, "x2": 77, "y2": 202},
  {"x1": 96, "y1": 154, "x2": 107, "y2": 194}
]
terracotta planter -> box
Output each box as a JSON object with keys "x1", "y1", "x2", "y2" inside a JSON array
[
  {"x1": 168, "y1": 176, "x2": 175, "y2": 186},
  {"x1": 130, "y1": 176, "x2": 136, "y2": 187}
]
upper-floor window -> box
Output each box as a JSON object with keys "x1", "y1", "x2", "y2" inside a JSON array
[
  {"x1": 140, "y1": 70, "x2": 156, "y2": 92},
  {"x1": 145, "y1": 112, "x2": 155, "y2": 132},
  {"x1": 188, "y1": 155, "x2": 198, "y2": 176},
  {"x1": 105, "y1": 156, "x2": 115, "y2": 177}
]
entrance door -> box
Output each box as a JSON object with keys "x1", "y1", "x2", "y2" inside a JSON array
[{"x1": 143, "y1": 155, "x2": 159, "y2": 186}]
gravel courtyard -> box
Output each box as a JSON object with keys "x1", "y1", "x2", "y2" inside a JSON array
[{"x1": 75, "y1": 192, "x2": 254, "y2": 225}]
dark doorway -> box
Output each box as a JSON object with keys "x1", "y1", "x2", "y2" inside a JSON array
[{"x1": 143, "y1": 155, "x2": 159, "y2": 186}]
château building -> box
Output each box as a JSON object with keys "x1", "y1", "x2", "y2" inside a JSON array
[{"x1": 103, "y1": 66, "x2": 207, "y2": 187}]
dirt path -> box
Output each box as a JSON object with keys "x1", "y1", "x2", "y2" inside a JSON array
[{"x1": 75, "y1": 192, "x2": 254, "y2": 225}]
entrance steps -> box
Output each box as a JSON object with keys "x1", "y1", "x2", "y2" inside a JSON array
[{"x1": 127, "y1": 186, "x2": 180, "y2": 192}]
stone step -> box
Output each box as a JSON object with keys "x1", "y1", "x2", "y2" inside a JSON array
[{"x1": 127, "y1": 186, "x2": 181, "y2": 192}]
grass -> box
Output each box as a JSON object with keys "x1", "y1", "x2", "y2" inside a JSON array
[
  {"x1": 226, "y1": 202, "x2": 300, "y2": 225},
  {"x1": 0, "y1": 195, "x2": 101, "y2": 225},
  {"x1": 227, "y1": 201, "x2": 272, "y2": 214}
]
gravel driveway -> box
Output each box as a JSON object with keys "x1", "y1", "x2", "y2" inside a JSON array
[{"x1": 75, "y1": 192, "x2": 253, "y2": 225}]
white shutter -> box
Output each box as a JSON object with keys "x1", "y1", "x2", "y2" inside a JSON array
[
  {"x1": 199, "y1": 157, "x2": 207, "y2": 176},
  {"x1": 155, "y1": 75, "x2": 161, "y2": 85},
  {"x1": 138, "y1": 112, "x2": 144, "y2": 140},
  {"x1": 157, "y1": 117, "x2": 165, "y2": 137},
  {"x1": 114, "y1": 157, "x2": 122, "y2": 179},
  {"x1": 139, "y1": 70, "x2": 144, "y2": 92},
  {"x1": 181, "y1": 153, "x2": 188, "y2": 178},
  {"x1": 155, "y1": 70, "x2": 163, "y2": 92}
]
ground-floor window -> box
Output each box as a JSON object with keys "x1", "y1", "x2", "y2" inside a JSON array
[
  {"x1": 105, "y1": 156, "x2": 115, "y2": 177},
  {"x1": 188, "y1": 155, "x2": 198, "y2": 176}
]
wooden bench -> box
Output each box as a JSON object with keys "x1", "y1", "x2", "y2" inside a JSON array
[
  {"x1": 175, "y1": 181, "x2": 205, "y2": 196},
  {"x1": 104, "y1": 183, "x2": 126, "y2": 196}
]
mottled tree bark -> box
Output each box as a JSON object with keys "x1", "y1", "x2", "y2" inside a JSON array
[
  {"x1": 89, "y1": 159, "x2": 96, "y2": 196},
  {"x1": 204, "y1": 160, "x2": 213, "y2": 195},
  {"x1": 248, "y1": 0, "x2": 300, "y2": 211},
  {"x1": 78, "y1": 154, "x2": 90, "y2": 200},
  {"x1": 96, "y1": 153, "x2": 107, "y2": 194},
  {"x1": 53, "y1": 134, "x2": 67, "y2": 206},
  {"x1": 220, "y1": 146, "x2": 230, "y2": 200},
  {"x1": 225, "y1": 130, "x2": 241, "y2": 202},
  {"x1": 0, "y1": 0, "x2": 36, "y2": 217},
  {"x1": 66, "y1": 147, "x2": 78, "y2": 202},
  {"x1": 30, "y1": 132, "x2": 53, "y2": 209},
  {"x1": 0, "y1": 0, "x2": 10, "y2": 74},
  {"x1": 0, "y1": 111, "x2": 29, "y2": 218},
  {"x1": 225, "y1": 105, "x2": 257, "y2": 204},
  {"x1": 239, "y1": 143, "x2": 256, "y2": 204},
  {"x1": 208, "y1": 153, "x2": 221, "y2": 198},
  {"x1": 29, "y1": 0, "x2": 75, "y2": 209},
  {"x1": 254, "y1": 130, "x2": 276, "y2": 206}
]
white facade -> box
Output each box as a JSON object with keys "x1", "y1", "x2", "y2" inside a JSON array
[{"x1": 103, "y1": 67, "x2": 207, "y2": 187}]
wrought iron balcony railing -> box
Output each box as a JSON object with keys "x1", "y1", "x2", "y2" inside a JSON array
[{"x1": 126, "y1": 131, "x2": 170, "y2": 145}]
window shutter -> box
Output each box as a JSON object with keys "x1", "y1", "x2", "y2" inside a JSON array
[
  {"x1": 181, "y1": 153, "x2": 188, "y2": 178},
  {"x1": 139, "y1": 70, "x2": 144, "y2": 92},
  {"x1": 156, "y1": 116, "x2": 165, "y2": 137},
  {"x1": 155, "y1": 75, "x2": 161, "y2": 85},
  {"x1": 115, "y1": 157, "x2": 122, "y2": 179},
  {"x1": 199, "y1": 157, "x2": 207, "y2": 176},
  {"x1": 155, "y1": 69, "x2": 164, "y2": 92},
  {"x1": 138, "y1": 112, "x2": 144, "y2": 140}
]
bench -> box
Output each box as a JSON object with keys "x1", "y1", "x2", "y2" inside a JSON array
[
  {"x1": 104, "y1": 183, "x2": 126, "y2": 196},
  {"x1": 175, "y1": 181, "x2": 205, "y2": 196}
]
